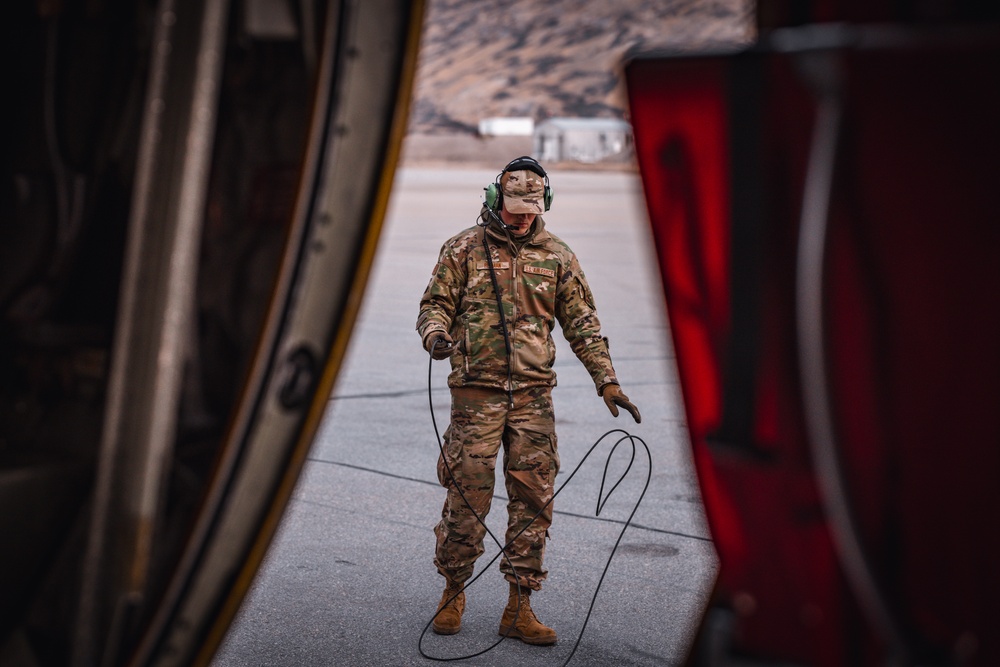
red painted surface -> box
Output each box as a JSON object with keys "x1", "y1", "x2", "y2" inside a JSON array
[{"x1": 626, "y1": 35, "x2": 1000, "y2": 666}]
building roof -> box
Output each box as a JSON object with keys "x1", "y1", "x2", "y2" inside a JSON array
[{"x1": 536, "y1": 117, "x2": 632, "y2": 132}]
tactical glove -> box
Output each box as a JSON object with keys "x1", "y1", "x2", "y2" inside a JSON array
[
  {"x1": 426, "y1": 331, "x2": 454, "y2": 360},
  {"x1": 601, "y1": 384, "x2": 641, "y2": 423}
]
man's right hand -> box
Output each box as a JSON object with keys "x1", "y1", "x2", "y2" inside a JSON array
[{"x1": 426, "y1": 332, "x2": 454, "y2": 360}]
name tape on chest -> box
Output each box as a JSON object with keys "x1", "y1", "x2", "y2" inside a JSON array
[
  {"x1": 476, "y1": 260, "x2": 510, "y2": 271},
  {"x1": 523, "y1": 265, "x2": 556, "y2": 278}
]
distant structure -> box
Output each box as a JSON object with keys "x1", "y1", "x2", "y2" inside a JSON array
[
  {"x1": 478, "y1": 117, "x2": 535, "y2": 137},
  {"x1": 534, "y1": 117, "x2": 633, "y2": 164}
]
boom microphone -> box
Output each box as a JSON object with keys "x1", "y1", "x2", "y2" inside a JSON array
[{"x1": 479, "y1": 204, "x2": 509, "y2": 230}]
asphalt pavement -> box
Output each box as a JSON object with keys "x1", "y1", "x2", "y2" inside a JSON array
[{"x1": 212, "y1": 166, "x2": 719, "y2": 667}]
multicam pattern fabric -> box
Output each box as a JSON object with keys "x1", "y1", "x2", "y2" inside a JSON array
[
  {"x1": 501, "y1": 169, "x2": 546, "y2": 214},
  {"x1": 434, "y1": 386, "x2": 558, "y2": 590},
  {"x1": 417, "y1": 211, "x2": 618, "y2": 394},
  {"x1": 421, "y1": 212, "x2": 621, "y2": 592}
]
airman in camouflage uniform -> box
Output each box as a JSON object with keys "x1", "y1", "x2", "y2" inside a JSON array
[{"x1": 417, "y1": 157, "x2": 640, "y2": 644}]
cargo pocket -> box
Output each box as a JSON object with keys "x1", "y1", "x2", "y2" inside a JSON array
[
  {"x1": 436, "y1": 427, "x2": 463, "y2": 488},
  {"x1": 547, "y1": 432, "x2": 560, "y2": 478},
  {"x1": 463, "y1": 297, "x2": 506, "y2": 382}
]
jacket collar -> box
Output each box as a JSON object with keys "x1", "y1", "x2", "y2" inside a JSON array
[{"x1": 480, "y1": 207, "x2": 550, "y2": 246}]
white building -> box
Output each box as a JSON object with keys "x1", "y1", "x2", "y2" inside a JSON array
[
  {"x1": 534, "y1": 117, "x2": 633, "y2": 164},
  {"x1": 477, "y1": 117, "x2": 535, "y2": 137}
]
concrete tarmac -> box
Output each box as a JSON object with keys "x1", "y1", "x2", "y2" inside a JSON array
[{"x1": 212, "y1": 167, "x2": 718, "y2": 667}]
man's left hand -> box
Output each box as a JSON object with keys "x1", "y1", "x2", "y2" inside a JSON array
[{"x1": 602, "y1": 384, "x2": 641, "y2": 424}]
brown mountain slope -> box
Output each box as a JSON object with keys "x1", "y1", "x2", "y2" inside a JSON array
[{"x1": 409, "y1": 0, "x2": 754, "y2": 135}]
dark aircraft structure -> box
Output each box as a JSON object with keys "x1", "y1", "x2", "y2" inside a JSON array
[
  {"x1": 2, "y1": 1, "x2": 424, "y2": 665},
  {"x1": 2, "y1": 0, "x2": 998, "y2": 665},
  {"x1": 626, "y1": 1, "x2": 999, "y2": 665}
]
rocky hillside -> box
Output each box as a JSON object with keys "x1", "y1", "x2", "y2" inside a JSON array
[{"x1": 409, "y1": 0, "x2": 754, "y2": 135}]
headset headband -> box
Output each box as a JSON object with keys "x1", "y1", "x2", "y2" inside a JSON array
[{"x1": 503, "y1": 155, "x2": 547, "y2": 179}]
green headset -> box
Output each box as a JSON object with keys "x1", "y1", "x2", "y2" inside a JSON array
[{"x1": 484, "y1": 155, "x2": 554, "y2": 213}]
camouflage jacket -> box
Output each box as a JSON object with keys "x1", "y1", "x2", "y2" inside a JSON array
[{"x1": 417, "y1": 211, "x2": 618, "y2": 393}]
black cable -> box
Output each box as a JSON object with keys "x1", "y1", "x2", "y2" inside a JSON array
[
  {"x1": 419, "y1": 349, "x2": 652, "y2": 666},
  {"x1": 480, "y1": 223, "x2": 515, "y2": 409},
  {"x1": 420, "y1": 343, "x2": 527, "y2": 661}
]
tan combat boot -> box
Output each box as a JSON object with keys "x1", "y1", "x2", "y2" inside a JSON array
[
  {"x1": 432, "y1": 580, "x2": 466, "y2": 635},
  {"x1": 498, "y1": 583, "x2": 557, "y2": 645}
]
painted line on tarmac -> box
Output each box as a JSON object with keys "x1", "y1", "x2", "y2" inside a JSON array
[{"x1": 307, "y1": 457, "x2": 713, "y2": 543}]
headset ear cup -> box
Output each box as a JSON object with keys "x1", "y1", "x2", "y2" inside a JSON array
[
  {"x1": 485, "y1": 183, "x2": 500, "y2": 211},
  {"x1": 544, "y1": 186, "x2": 553, "y2": 211}
]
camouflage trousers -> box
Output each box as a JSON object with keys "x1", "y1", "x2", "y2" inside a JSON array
[{"x1": 434, "y1": 385, "x2": 560, "y2": 591}]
